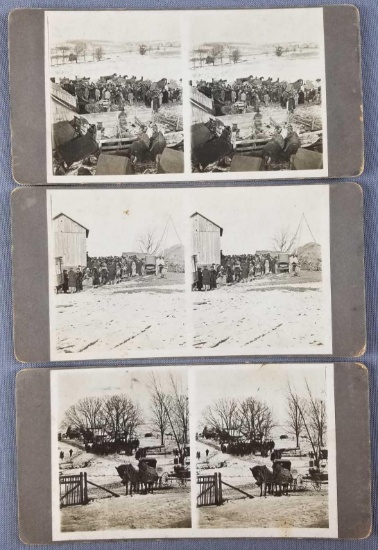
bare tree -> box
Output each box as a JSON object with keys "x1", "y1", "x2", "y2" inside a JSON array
[
  {"x1": 137, "y1": 229, "x2": 163, "y2": 255},
  {"x1": 287, "y1": 381, "x2": 327, "y2": 462},
  {"x1": 102, "y1": 395, "x2": 143, "y2": 442},
  {"x1": 63, "y1": 396, "x2": 104, "y2": 433},
  {"x1": 203, "y1": 397, "x2": 240, "y2": 436},
  {"x1": 238, "y1": 397, "x2": 275, "y2": 441},
  {"x1": 94, "y1": 46, "x2": 104, "y2": 62},
  {"x1": 286, "y1": 385, "x2": 305, "y2": 447},
  {"x1": 231, "y1": 48, "x2": 241, "y2": 64},
  {"x1": 73, "y1": 42, "x2": 84, "y2": 62},
  {"x1": 57, "y1": 46, "x2": 70, "y2": 65},
  {"x1": 195, "y1": 48, "x2": 206, "y2": 67},
  {"x1": 148, "y1": 373, "x2": 171, "y2": 445},
  {"x1": 271, "y1": 225, "x2": 296, "y2": 252}
]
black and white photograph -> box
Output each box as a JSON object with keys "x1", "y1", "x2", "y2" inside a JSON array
[
  {"x1": 47, "y1": 189, "x2": 187, "y2": 360},
  {"x1": 189, "y1": 8, "x2": 328, "y2": 177},
  {"x1": 51, "y1": 367, "x2": 191, "y2": 540},
  {"x1": 192, "y1": 363, "x2": 337, "y2": 536},
  {"x1": 190, "y1": 186, "x2": 332, "y2": 355},
  {"x1": 45, "y1": 11, "x2": 184, "y2": 181}
]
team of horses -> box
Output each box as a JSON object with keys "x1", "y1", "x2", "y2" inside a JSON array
[
  {"x1": 116, "y1": 462, "x2": 159, "y2": 496},
  {"x1": 251, "y1": 463, "x2": 293, "y2": 497}
]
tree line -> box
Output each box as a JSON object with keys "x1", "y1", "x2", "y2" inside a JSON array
[
  {"x1": 191, "y1": 44, "x2": 241, "y2": 69},
  {"x1": 62, "y1": 372, "x2": 189, "y2": 459},
  {"x1": 202, "y1": 380, "x2": 327, "y2": 462}
]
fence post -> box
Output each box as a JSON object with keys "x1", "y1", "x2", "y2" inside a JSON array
[
  {"x1": 84, "y1": 472, "x2": 88, "y2": 504},
  {"x1": 218, "y1": 473, "x2": 222, "y2": 505},
  {"x1": 80, "y1": 472, "x2": 84, "y2": 504},
  {"x1": 214, "y1": 472, "x2": 218, "y2": 505}
]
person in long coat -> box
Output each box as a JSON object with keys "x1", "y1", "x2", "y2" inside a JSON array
[
  {"x1": 68, "y1": 268, "x2": 76, "y2": 293},
  {"x1": 210, "y1": 265, "x2": 217, "y2": 290},
  {"x1": 108, "y1": 262, "x2": 116, "y2": 284},
  {"x1": 75, "y1": 267, "x2": 83, "y2": 292},
  {"x1": 196, "y1": 267, "x2": 203, "y2": 291},
  {"x1": 62, "y1": 270, "x2": 69, "y2": 293},
  {"x1": 202, "y1": 266, "x2": 211, "y2": 291}
]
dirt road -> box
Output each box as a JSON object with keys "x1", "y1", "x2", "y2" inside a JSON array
[
  {"x1": 54, "y1": 273, "x2": 186, "y2": 356},
  {"x1": 192, "y1": 271, "x2": 330, "y2": 353}
]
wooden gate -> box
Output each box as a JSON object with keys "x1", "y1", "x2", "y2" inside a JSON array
[
  {"x1": 197, "y1": 473, "x2": 222, "y2": 507},
  {"x1": 60, "y1": 473, "x2": 88, "y2": 508}
]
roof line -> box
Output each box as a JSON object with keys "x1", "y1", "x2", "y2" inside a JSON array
[
  {"x1": 191, "y1": 212, "x2": 223, "y2": 236},
  {"x1": 53, "y1": 213, "x2": 89, "y2": 237}
]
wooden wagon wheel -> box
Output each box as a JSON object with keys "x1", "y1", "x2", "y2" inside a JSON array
[{"x1": 160, "y1": 472, "x2": 169, "y2": 487}]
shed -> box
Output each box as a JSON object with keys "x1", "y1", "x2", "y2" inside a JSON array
[
  {"x1": 53, "y1": 213, "x2": 89, "y2": 267},
  {"x1": 191, "y1": 212, "x2": 223, "y2": 266},
  {"x1": 190, "y1": 86, "x2": 215, "y2": 124},
  {"x1": 50, "y1": 81, "x2": 78, "y2": 124}
]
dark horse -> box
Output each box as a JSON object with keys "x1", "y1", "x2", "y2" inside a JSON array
[{"x1": 250, "y1": 465, "x2": 274, "y2": 497}]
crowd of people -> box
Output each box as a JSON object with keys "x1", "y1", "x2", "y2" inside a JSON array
[
  {"x1": 194, "y1": 253, "x2": 300, "y2": 291},
  {"x1": 195, "y1": 75, "x2": 321, "y2": 115},
  {"x1": 55, "y1": 74, "x2": 182, "y2": 114},
  {"x1": 58, "y1": 255, "x2": 168, "y2": 293}
]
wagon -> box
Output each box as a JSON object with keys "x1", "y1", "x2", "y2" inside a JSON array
[{"x1": 160, "y1": 465, "x2": 191, "y2": 488}]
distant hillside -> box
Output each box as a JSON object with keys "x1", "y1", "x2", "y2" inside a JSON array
[
  {"x1": 164, "y1": 244, "x2": 184, "y2": 267},
  {"x1": 298, "y1": 242, "x2": 322, "y2": 271}
]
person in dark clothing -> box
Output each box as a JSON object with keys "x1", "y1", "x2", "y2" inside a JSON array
[
  {"x1": 62, "y1": 270, "x2": 69, "y2": 293},
  {"x1": 196, "y1": 267, "x2": 203, "y2": 291},
  {"x1": 202, "y1": 266, "x2": 211, "y2": 291},
  {"x1": 210, "y1": 265, "x2": 217, "y2": 289}
]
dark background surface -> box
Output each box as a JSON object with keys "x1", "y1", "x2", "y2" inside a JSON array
[{"x1": 0, "y1": 0, "x2": 377, "y2": 548}]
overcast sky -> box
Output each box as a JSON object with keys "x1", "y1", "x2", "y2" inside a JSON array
[
  {"x1": 194, "y1": 363, "x2": 330, "y2": 430},
  {"x1": 50, "y1": 189, "x2": 186, "y2": 257},
  {"x1": 47, "y1": 11, "x2": 181, "y2": 45},
  {"x1": 54, "y1": 367, "x2": 187, "y2": 424},
  {"x1": 190, "y1": 185, "x2": 329, "y2": 255},
  {"x1": 190, "y1": 8, "x2": 324, "y2": 49}
]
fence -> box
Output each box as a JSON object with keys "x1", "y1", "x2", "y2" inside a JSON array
[
  {"x1": 197, "y1": 473, "x2": 222, "y2": 507},
  {"x1": 60, "y1": 473, "x2": 88, "y2": 508},
  {"x1": 60, "y1": 472, "x2": 121, "y2": 508}
]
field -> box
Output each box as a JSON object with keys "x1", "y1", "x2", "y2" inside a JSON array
[
  {"x1": 53, "y1": 272, "x2": 186, "y2": 357},
  {"x1": 192, "y1": 271, "x2": 330, "y2": 353},
  {"x1": 191, "y1": 48, "x2": 323, "y2": 85},
  {"x1": 50, "y1": 49, "x2": 183, "y2": 82},
  {"x1": 195, "y1": 439, "x2": 329, "y2": 529},
  {"x1": 58, "y1": 438, "x2": 191, "y2": 532}
]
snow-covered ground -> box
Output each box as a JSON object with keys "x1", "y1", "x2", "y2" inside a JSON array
[
  {"x1": 191, "y1": 50, "x2": 323, "y2": 85},
  {"x1": 50, "y1": 50, "x2": 183, "y2": 82},
  {"x1": 195, "y1": 439, "x2": 329, "y2": 529},
  {"x1": 192, "y1": 271, "x2": 328, "y2": 352},
  {"x1": 58, "y1": 439, "x2": 191, "y2": 532},
  {"x1": 53, "y1": 273, "x2": 186, "y2": 356}
]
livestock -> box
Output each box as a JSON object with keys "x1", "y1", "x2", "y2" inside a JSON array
[
  {"x1": 115, "y1": 464, "x2": 139, "y2": 496},
  {"x1": 250, "y1": 465, "x2": 274, "y2": 497},
  {"x1": 138, "y1": 461, "x2": 159, "y2": 494},
  {"x1": 273, "y1": 462, "x2": 293, "y2": 496}
]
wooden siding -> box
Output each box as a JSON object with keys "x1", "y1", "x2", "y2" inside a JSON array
[
  {"x1": 51, "y1": 81, "x2": 78, "y2": 123},
  {"x1": 192, "y1": 214, "x2": 221, "y2": 265},
  {"x1": 190, "y1": 86, "x2": 215, "y2": 124},
  {"x1": 53, "y1": 215, "x2": 87, "y2": 267}
]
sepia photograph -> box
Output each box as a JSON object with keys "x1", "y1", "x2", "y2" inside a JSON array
[
  {"x1": 47, "y1": 189, "x2": 187, "y2": 360},
  {"x1": 190, "y1": 8, "x2": 328, "y2": 177},
  {"x1": 192, "y1": 363, "x2": 337, "y2": 536},
  {"x1": 51, "y1": 367, "x2": 191, "y2": 540},
  {"x1": 45, "y1": 11, "x2": 184, "y2": 180},
  {"x1": 190, "y1": 185, "x2": 332, "y2": 355}
]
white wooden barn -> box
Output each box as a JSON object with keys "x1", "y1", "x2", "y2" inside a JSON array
[
  {"x1": 53, "y1": 213, "x2": 89, "y2": 267},
  {"x1": 191, "y1": 212, "x2": 223, "y2": 266}
]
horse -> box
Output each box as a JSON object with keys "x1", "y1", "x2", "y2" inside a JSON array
[
  {"x1": 272, "y1": 462, "x2": 293, "y2": 496},
  {"x1": 250, "y1": 465, "x2": 274, "y2": 497},
  {"x1": 138, "y1": 461, "x2": 159, "y2": 494},
  {"x1": 115, "y1": 464, "x2": 139, "y2": 496}
]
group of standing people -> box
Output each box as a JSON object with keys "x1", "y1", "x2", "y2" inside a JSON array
[
  {"x1": 57, "y1": 74, "x2": 182, "y2": 115},
  {"x1": 196, "y1": 75, "x2": 321, "y2": 115},
  {"x1": 194, "y1": 253, "x2": 300, "y2": 291}
]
